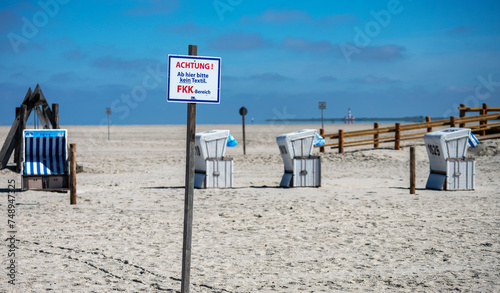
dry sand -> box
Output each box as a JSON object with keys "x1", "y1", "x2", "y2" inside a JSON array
[{"x1": 0, "y1": 123, "x2": 499, "y2": 292}]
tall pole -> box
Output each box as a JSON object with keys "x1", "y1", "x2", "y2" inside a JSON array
[
  {"x1": 107, "y1": 114, "x2": 110, "y2": 140},
  {"x1": 318, "y1": 101, "x2": 326, "y2": 131},
  {"x1": 321, "y1": 108, "x2": 324, "y2": 129},
  {"x1": 242, "y1": 114, "x2": 246, "y2": 155},
  {"x1": 106, "y1": 108, "x2": 112, "y2": 140},
  {"x1": 181, "y1": 44, "x2": 197, "y2": 293},
  {"x1": 239, "y1": 107, "x2": 247, "y2": 155}
]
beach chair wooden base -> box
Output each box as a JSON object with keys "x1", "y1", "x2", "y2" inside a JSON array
[
  {"x1": 22, "y1": 174, "x2": 69, "y2": 191},
  {"x1": 280, "y1": 156, "x2": 321, "y2": 188},
  {"x1": 21, "y1": 129, "x2": 70, "y2": 192},
  {"x1": 194, "y1": 157, "x2": 233, "y2": 188},
  {"x1": 426, "y1": 158, "x2": 475, "y2": 191}
]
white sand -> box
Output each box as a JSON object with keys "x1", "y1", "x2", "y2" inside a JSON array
[{"x1": 0, "y1": 124, "x2": 499, "y2": 292}]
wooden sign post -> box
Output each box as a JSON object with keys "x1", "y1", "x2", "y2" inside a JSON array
[
  {"x1": 239, "y1": 106, "x2": 247, "y2": 155},
  {"x1": 167, "y1": 45, "x2": 221, "y2": 293},
  {"x1": 181, "y1": 45, "x2": 197, "y2": 293},
  {"x1": 318, "y1": 101, "x2": 326, "y2": 129},
  {"x1": 106, "y1": 108, "x2": 111, "y2": 140}
]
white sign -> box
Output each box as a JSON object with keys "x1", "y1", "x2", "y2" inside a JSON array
[
  {"x1": 318, "y1": 101, "x2": 326, "y2": 110},
  {"x1": 167, "y1": 55, "x2": 221, "y2": 104}
]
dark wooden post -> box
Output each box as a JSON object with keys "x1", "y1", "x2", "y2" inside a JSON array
[
  {"x1": 338, "y1": 129, "x2": 344, "y2": 153},
  {"x1": 181, "y1": 44, "x2": 197, "y2": 293},
  {"x1": 373, "y1": 123, "x2": 379, "y2": 148},
  {"x1": 70, "y1": 144, "x2": 77, "y2": 205},
  {"x1": 14, "y1": 107, "x2": 20, "y2": 164},
  {"x1": 481, "y1": 103, "x2": 487, "y2": 136},
  {"x1": 450, "y1": 116, "x2": 456, "y2": 128},
  {"x1": 0, "y1": 90, "x2": 29, "y2": 170},
  {"x1": 239, "y1": 107, "x2": 248, "y2": 155},
  {"x1": 52, "y1": 104, "x2": 59, "y2": 129},
  {"x1": 242, "y1": 112, "x2": 246, "y2": 155},
  {"x1": 425, "y1": 116, "x2": 432, "y2": 132},
  {"x1": 16, "y1": 105, "x2": 27, "y2": 173},
  {"x1": 459, "y1": 104, "x2": 466, "y2": 128},
  {"x1": 410, "y1": 146, "x2": 416, "y2": 194},
  {"x1": 394, "y1": 123, "x2": 401, "y2": 150},
  {"x1": 319, "y1": 128, "x2": 325, "y2": 153}
]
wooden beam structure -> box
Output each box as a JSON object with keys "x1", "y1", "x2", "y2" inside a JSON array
[{"x1": 0, "y1": 85, "x2": 60, "y2": 171}]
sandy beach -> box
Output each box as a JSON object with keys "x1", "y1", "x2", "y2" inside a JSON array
[{"x1": 0, "y1": 123, "x2": 499, "y2": 292}]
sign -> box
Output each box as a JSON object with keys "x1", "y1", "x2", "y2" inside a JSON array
[
  {"x1": 167, "y1": 55, "x2": 221, "y2": 104},
  {"x1": 105, "y1": 108, "x2": 112, "y2": 115},
  {"x1": 239, "y1": 106, "x2": 247, "y2": 116},
  {"x1": 318, "y1": 101, "x2": 326, "y2": 110},
  {"x1": 24, "y1": 130, "x2": 66, "y2": 138}
]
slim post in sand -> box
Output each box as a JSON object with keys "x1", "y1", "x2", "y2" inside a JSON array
[
  {"x1": 373, "y1": 122, "x2": 379, "y2": 148},
  {"x1": 394, "y1": 123, "x2": 401, "y2": 150},
  {"x1": 239, "y1": 107, "x2": 247, "y2": 155},
  {"x1": 106, "y1": 108, "x2": 112, "y2": 140},
  {"x1": 70, "y1": 143, "x2": 77, "y2": 205},
  {"x1": 321, "y1": 107, "x2": 324, "y2": 129},
  {"x1": 450, "y1": 116, "x2": 456, "y2": 128},
  {"x1": 242, "y1": 114, "x2": 246, "y2": 155},
  {"x1": 410, "y1": 146, "x2": 416, "y2": 194},
  {"x1": 181, "y1": 44, "x2": 197, "y2": 293}
]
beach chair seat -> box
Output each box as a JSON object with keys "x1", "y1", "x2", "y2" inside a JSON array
[
  {"x1": 194, "y1": 130, "x2": 234, "y2": 188},
  {"x1": 277, "y1": 129, "x2": 321, "y2": 187},
  {"x1": 424, "y1": 128, "x2": 475, "y2": 190},
  {"x1": 22, "y1": 130, "x2": 69, "y2": 190}
]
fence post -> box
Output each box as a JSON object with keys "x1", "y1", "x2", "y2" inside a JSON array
[
  {"x1": 319, "y1": 128, "x2": 325, "y2": 153},
  {"x1": 459, "y1": 104, "x2": 466, "y2": 128},
  {"x1": 481, "y1": 103, "x2": 487, "y2": 136},
  {"x1": 425, "y1": 116, "x2": 432, "y2": 132},
  {"x1": 394, "y1": 123, "x2": 401, "y2": 150},
  {"x1": 450, "y1": 116, "x2": 456, "y2": 128},
  {"x1": 374, "y1": 123, "x2": 379, "y2": 148},
  {"x1": 338, "y1": 129, "x2": 344, "y2": 154}
]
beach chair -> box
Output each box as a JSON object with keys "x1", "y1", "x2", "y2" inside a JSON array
[
  {"x1": 22, "y1": 129, "x2": 70, "y2": 191},
  {"x1": 424, "y1": 128, "x2": 475, "y2": 190},
  {"x1": 194, "y1": 130, "x2": 234, "y2": 188},
  {"x1": 277, "y1": 129, "x2": 321, "y2": 187}
]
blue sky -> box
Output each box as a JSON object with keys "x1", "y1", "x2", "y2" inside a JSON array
[{"x1": 1, "y1": 0, "x2": 499, "y2": 125}]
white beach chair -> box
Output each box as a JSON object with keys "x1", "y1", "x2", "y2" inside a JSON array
[
  {"x1": 424, "y1": 128, "x2": 475, "y2": 190},
  {"x1": 277, "y1": 129, "x2": 321, "y2": 188},
  {"x1": 194, "y1": 130, "x2": 234, "y2": 188}
]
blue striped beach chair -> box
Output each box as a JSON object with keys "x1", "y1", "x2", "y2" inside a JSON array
[{"x1": 22, "y1": 129, "x2": 69, "y2": 190}]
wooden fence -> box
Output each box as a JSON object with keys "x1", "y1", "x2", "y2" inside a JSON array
[
  {"x1": 319, "y1": 104, "x2": 500, "y2": 153},
  {"x1": 459, "y1": 103, "x2": 500, "y2": 136}
]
